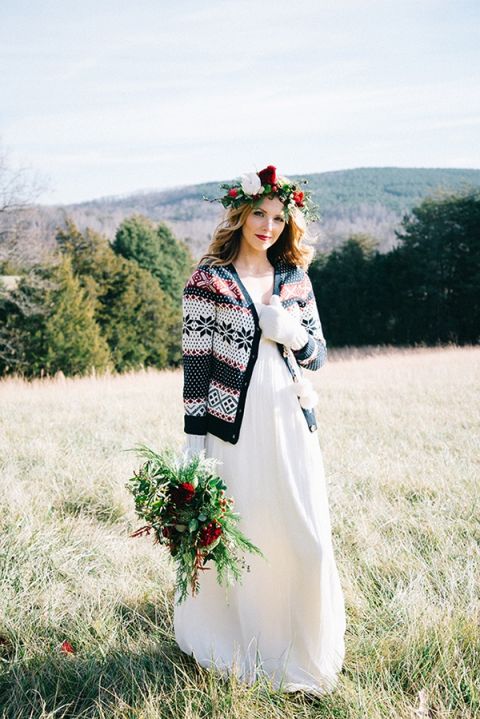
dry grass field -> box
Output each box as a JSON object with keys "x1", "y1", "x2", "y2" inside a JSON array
[{"x1": 0, "y1": 346, "x2": 478, "y2": 718}]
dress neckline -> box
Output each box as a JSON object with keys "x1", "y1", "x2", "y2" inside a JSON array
[{"x1": 228, "y1": 260, "x2": 282, "y2": 323}]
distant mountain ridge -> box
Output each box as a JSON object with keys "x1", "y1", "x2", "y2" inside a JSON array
[{"x1": 41, "y1": 167, "x2": 480, "y2": 258}]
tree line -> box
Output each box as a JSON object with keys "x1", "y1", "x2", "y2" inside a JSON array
[
  {"x1": 0, "y1": 216, "x2": 193, "y2": 377},
  {"x1": 0, "y1": 187, "x2": 478, "y2": 378},
  {"x1": 310, "y1": 188, "x2": 479, "y2": 347}
]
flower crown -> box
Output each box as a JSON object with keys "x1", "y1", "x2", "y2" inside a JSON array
[{"x1": 203, "y1": 164, "x2": 319, "y2": 222}]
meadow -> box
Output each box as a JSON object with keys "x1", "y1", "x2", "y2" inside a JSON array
[{"x1": 0, "y1": 345, "x2": 478, "y2": 718}]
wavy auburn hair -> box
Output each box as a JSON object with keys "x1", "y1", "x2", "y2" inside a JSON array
[{"x1": 198, "y1": 197, "x2": 317, "y2": 271}]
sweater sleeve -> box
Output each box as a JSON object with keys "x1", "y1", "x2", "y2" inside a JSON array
[
  {"x1": 182, "y1": 267, "x2": 217, "y2": 435},
  {"x1": 291, "y1": 272, "x2": 327, "y2": 371}
]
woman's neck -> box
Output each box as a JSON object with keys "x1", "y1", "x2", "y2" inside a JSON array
[{"x1": 233, "y1": 249, "x2": 273, "y2": 276}]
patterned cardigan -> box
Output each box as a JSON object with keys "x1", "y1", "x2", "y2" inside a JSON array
[{"x1": 182, "y1": 258, "x2": 327, "y2": 444}]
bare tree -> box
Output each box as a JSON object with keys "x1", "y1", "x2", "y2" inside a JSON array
[{"x1": 0, "y1": 141, "x2": 51, "y2": 271}]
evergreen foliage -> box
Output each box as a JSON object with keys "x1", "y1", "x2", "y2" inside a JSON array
[
  {"x1": 55, "y1": 220, "x2": 181, "y2": 370},
  {"x1": 311, "y1": 235, "x2": 378, "y2": 346},
  {"x1": 311, "y1": 188, "x2": 480, "y2": 347},
  {"x1": 392, "y1": 189, "x2": 480, "y2": 344},
  {"x1": 113, "y1": 214, "x2": 193, "y2": 307},
  {"x1": 0, "y1": 218, "x2": 189, "y2": 377},
  {"x1": 0, "y1": 268, "x2": 51, "y2": 376},
  {"x1": 43, "y1": 255, "x2": 111, "y2": 375}
]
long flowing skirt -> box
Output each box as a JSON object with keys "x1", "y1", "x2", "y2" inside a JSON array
[{"x1": 174, "y1": 334, "x2": 346, "y2": 695}]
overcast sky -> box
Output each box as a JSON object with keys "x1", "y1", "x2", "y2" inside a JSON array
[{"x1": 1, "y1": 0, "x2": 479, "y2": 205}]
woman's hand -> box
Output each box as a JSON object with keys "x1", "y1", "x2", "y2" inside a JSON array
[{"x1": 258, "y1": 295, "x2": 309, "y2": 350}]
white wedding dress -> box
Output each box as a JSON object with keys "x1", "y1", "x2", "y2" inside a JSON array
[{"x1": 174, "y1": 303, "x2": 346, "y2": 695}]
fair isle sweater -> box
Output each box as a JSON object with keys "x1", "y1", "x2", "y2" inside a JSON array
[{"x1": 182, "y1": 258, "x2": 328, "y2": 444}]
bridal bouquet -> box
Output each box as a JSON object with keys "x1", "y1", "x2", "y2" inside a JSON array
[{"x1": 126, "y1": 445, "x2": 265, "y2": 604}]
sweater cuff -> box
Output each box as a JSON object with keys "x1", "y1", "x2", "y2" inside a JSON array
[
  {"x1": 292, "y1": 333, "x2": 315, "y2": 361},
  {"x1": 184, "y1": 415, "x2": 208, "y2": 435}
]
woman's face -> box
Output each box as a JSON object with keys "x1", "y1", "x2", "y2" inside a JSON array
[{"x1": 241, "y1": 195, "x2": 286, "y2": 254}]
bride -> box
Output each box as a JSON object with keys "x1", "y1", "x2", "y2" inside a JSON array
[{"x1": 175, "y1": 165, "x2": 346, "y2": 696}]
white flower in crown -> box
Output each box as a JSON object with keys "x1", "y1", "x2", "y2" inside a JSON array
[{"x1": 240, "y1": 172, "x2": 263, "y2": 196}]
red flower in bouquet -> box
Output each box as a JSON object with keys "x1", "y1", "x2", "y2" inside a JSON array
[
  {"x1": 258, "y1": 164, "x2": 277, "y2": 186},
  {"x1": 228, "y1": 188, "x2": 238, "y2": 197},
  {"x1": 126, "y1": 445, "x2": 266, "y2": 603},
  {"x1": 199, "y1": 521, "x2": 223, "y2": 546},
  {"x1": 169, "y1": 482, "x2": 195, "y2": 506}
]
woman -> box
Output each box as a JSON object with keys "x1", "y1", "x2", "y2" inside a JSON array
[{"x1": 174, "y1": 165, "x2": 346, "y2": 696}]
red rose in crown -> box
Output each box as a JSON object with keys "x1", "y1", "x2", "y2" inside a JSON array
[
  {"x1": 258, "y1": 165, "x2": 277, "y2": 186},
  {"x1": 293, "y1": 190, "x2": 305, "y2": 207}
]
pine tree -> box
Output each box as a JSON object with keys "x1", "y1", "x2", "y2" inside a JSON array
[
  {"x1": 113, "y1": 214, "x2": 193, "y2": 305},
  {"x1": 0, "y1": 266, "x2": 53, "y2": 377},
  {"x1": 44, "y1": 255, "x2": 111, "y2": 376},
  {"x1": 55, "y1": 220, "x2": 180, "y2": 369},
  {"x1": 394, "y1": 188, "x2": 480, "y2": 344},
  {"x1": 311, "y1": 235, "x2": 378, "y2": 346}
]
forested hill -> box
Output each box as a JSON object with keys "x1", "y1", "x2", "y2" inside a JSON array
[{"x1": 45, "y1": 167, "x2": 480, "y2": 257}]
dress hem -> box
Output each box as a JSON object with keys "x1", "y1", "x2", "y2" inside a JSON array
[{"x1": 177, "y1": 644, "x2": 342, "y2": 697}]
